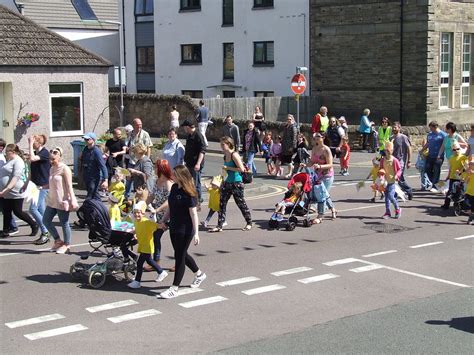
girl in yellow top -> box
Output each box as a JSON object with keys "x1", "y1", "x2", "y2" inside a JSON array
[
  {"x1": 202, "y1": 175, "x2": 227, "y2": 228},
  {"x1": 463, "y1": 161, "x2": 474, "y2": 225},
  {"x1": 366, "y1": 157, "x2": 382, "y2": 202},
  {"x1": 442, "y1": 142, "x2": 468, "y2": 210},
  {"x1": 127, "y1": 201, "x2": 168, "y2": 289}
]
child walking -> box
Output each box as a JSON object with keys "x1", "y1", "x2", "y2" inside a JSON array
[
  {"x1": 339, "y1": 136, "x2": 351, "y2": 176},
  {"x1": 127, "y1": 201, "x2": 168, "y2": 289},
  {"x1": 380, "y1": 142, "x2": 402, "y2": 219},
  {"x1": 202, "y1": 175, "x2": 227, "y2": 227},
  {"x1": 365, "y1": 157, "x2": 383, "y2": 202},
  {"x1": 271, "y1": 136, "x2": 283, "y2": 176},
  {"x1": 463, "y1": 161, "x2": 474, "y2": 225}
]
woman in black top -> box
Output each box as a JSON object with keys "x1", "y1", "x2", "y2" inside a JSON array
[
  {"x1": 158, "y1": 165, "x2": 206, "y2": 299},
  {"x1": 252, "y1": 106, "x2": 266, "y2": 140}
]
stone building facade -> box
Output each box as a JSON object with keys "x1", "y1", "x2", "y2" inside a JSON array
[{"x1": 310, "y1": 0, "x2": 474, "y2": 126}]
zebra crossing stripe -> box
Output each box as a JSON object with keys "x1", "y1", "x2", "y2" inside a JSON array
[
  {"x1": 5, "y1": 314, "x2": 65, "y2": 329},
  {"x1": 24, "y1": 324, "x2": 88, "y2": 340}
]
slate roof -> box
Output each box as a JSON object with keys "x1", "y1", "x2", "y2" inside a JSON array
[{"x1": 0, "y1": 5, "x2": 111, "y2": 67}]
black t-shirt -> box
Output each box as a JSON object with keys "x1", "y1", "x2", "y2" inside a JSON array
[
  {"x1": 105, "y1": 138, "x2": 125, "y2": 163},
  {"x1": 184, "y1": 130, "x2": 206, "y2": 167},
  {"x1": 168, "y1": 183, "x2": 197, "y2": 233},
  {"x1": 31, "y1": 148, "x2": 50, "y2": 186}
]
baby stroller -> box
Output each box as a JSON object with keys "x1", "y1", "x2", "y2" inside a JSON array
[
  {"x1": 268, "y1": 172, "x2": 314, "y2": 231},
  {"x1": 70, "y1": 199, "x2": 138, "y2": 289},
  {"x1": 450, "y1": 180, "x2": 470, "y2": 216}
]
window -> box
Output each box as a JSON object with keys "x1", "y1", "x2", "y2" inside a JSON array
[
  {"x1": 49, "y1": 83, "x2": 83, "y2": 136},
  {"x1": 137, "y1": 47, "x2": 155, "y2": 73},
  {"x1": 461, "y1": 33, "x2": 472, "y2": 107},
  {"x1": 254, "y1": 91, "x2": 274, "y2": 97},
  {"x1": 180, "y1": 0, "x2": 201, "y2": 11},
  {"x1": 439, "y1": 33, "x2": 452, "y2": 109},
  {"x1": 135, "y1": 0, "x2": 154, "y2": 16},
  {"x1": 71, "y1": 0, "x2": 97, "y2": 21},
  {"x1": 181, "y1": 44, "x2": 202, "y2": 64},
  {"x1": 253, "y1": 0, "x2": 273, "y2": 9},
  {"x1": 223, "y1": 43, "x2": 234, "y2": 80},
  {"x1": 222, "y1": 0, "x2": 233, "y2": 26},
  {"x1": 182, "y1": 90, "x2": 203, "y2": 98},
  {"x1": 223, "y1": 91, "x2": 235, "y2": 98},
  {"x1": 254, "y1": 41, "x2": 274, "y2": 66}
]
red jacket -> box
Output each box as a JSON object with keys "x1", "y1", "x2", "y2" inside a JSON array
[{"x1": 311, "y1": 113, "x2": 322, "y2": 134}]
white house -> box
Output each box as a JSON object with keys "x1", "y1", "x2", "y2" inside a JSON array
[{"x1": 123, "y1": 0, "x2": 309, "y2": 98}]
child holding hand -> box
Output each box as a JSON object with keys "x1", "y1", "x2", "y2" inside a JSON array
[
  {"x1": 202, "y1": 175, "x2": 227, "y2": 227},
  {"x1": 271, "y1": 136, "x2": 283, "y2": 176},
  {"x1": 366, "y1": 157, "x2": 383, "y2": 202},
  {"x1": 339, "y1": 136, "x2": 351, "y2": 176},
  {"x1": 380, "y1": 142, "x2": 402, "y2": 219}
]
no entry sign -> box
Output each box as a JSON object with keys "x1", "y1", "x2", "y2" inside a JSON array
[{"x1": 291, "y1": 73, "x2": 306, "y2": 95}]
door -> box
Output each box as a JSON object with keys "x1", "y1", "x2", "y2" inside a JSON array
[{"x1": 0, "y1": 82, "x2": 14, "y2": 143}]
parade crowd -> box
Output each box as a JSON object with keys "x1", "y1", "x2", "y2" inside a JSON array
[{"x1": 0, "y1": 102, "x2": 473, "y2": 298}]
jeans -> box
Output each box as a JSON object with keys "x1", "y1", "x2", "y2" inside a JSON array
[
  {"x1": 188, "y1": 165, "x2": 203, "y2": 202},
  {"x1": 397, "y1": 161, "x2": 412, "y2": 197},
  {"x1": 385, "y1": 183, "x2": 399, "y2": 213},
  {"x1": 29, "y1": 188, "x2": 48, "y2": 234},
  {"x1": 2, "y1": 198, "x2": 36, "y2": 233},
  {"x1": 420, "y1": 169, "x2": 431, "y2": 190},
  {"x1": 42, "y1": 206, "x2": 72, "y2": 245},
  {"x1": 152, "y1": 228, "x2": 165, "y2": 261},
  {"x1": 170, "y1": 231, "x2": 199, "y2": 287},
  {"x1": 135, "y1": 253, "x2": 163, "y2": 282},
  {"x1": 84, "y1": 178, "x2": 101, "y2": 200},
  {"x1": 124, "y1": 162, "x2": 136, "y2": 198},
  {"x1": 245, "y1": 151, "x2": 257, "y2": 175},
  {"x1": 425, "y1": 156, "x2": 443, "y2": 188},
  {"x1": 361, "y1": 132, "x2": 371, "y2": 150},
  {"x1": 198, "y1": 122, "x2": 209, "y2": 146},
  {"x1": 317, "y1": 175, "x2": 335, "y2": 215}
]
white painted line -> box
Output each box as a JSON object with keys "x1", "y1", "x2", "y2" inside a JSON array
[
  {"x1": 454, "y1": 235, "x2": 474, "y2": 240},
  {"x1": 242, "y1": 284, "x2": 286, "y2": 296},
  {"x1": 85, "y1": 300, "x2": 139, "y2": 313},
  {"x1": 107, "y1": 309, "x2": 161, "y2": 323},
  {"x1": 0, "y1": 242, "x2": 94, "y2": 257},
  {"x1": 5, "y1": 314, "x2": 65, "y2": 329},
  {"x1": 323, "y1": 258, "x2": 360, "y2": 266},
  {"x1": 179, "y1": 296, "x2": 228, "y2": 308},
  {"x1": 217, "y1": 277, "x2": 260, "y2": 287},
  {"x1": 24, "y1": 324, "x2": 88, "y2": 340},
  {"x1": 271, "y1": 266, "x2": 313, "y2": 277},
  {"x1": 409, "y1": 241, "x2": 444, "y2": 249},
  {"x1": 298, "y1": 273, "x2": 340, "y2": 284},
  {"x1": 177, "y1": 287, "x2": 204, "y2": 296},
  {"x1": 363, "y1": 250, "x2": 398, "y2": 258},
  {"x1": 349, "y1": 264, "x2": 384, "y2": 273}
]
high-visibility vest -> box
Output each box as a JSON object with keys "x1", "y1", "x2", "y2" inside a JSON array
[
  {"x1": 320, "y1": 116, "x2": 329, "y2": 132},
  {"x1": 378, "y1": 126, "x2": 391, "y2": 150}
]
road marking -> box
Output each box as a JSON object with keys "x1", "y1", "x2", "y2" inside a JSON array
[
  {"x1": 323, "y1": 258, "x2": 360, "y2": 266},
  {"x1": 24, "y1": 324, "x2": 88, "y2": 340},
  {"x1": 454, "y1": 235, "x2": 474, "y2": 240},
  {"x1": 177, "y1": 287, "x2": 204, "y2": 296},
  {"x1": 349, "y1": 264, "x2": 384, "y2": 273},
  {"x1": 179, "y1": 296, "x2": 228, "y2": 308},
  {"x1": 409, "y1": 241, "x2": 444, "y2": 249},
  {"x1": 298, "y1": 273, "x2": 340, "y2": 284},
  {"x1": 217, "y1": 277, "x2": 260, "y2": 287},
  {"x1": 86, "y1": 300, "x2": 139, "y2": 313},
  {"x1": 242, "y1": 284, "x2": 286, "y2": 296},
  {"x1": 271, "y1": 266, "x2": 313, "y2": 277},
  {"x1": 107, "y1": 309, "x2": 161, "y2": 323},
  {"x1": 5, "y1": 314, "x2": 65, "y2": 329},
  {"x1": 362, "y1": 250, "x2": 398, "y2": 257},
  {"x1": 0, "y1": 242, "x2": 93, "y2": 257}
]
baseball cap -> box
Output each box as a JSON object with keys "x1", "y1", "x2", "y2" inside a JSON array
[
  {"x1": 180, "y1": 119, "x2": 195, "y2": 128},
  {"x1": 83, "y1": 132, "x2": 97, "y2": 141}
]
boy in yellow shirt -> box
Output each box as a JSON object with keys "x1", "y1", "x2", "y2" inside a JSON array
[
  {"x1": 442, "y1": 142, "x2": 468, "y2": 210},
  {"x1": 463, "y1": 161, "x2": 474, "y2": 225},
  {"x1": 127, "y1": 201, "x2": 168, "y2": 289}
]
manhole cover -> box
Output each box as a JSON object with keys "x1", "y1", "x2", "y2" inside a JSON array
[{"x1": 363, "y1": 222, "x2": 413, "y2": 234}]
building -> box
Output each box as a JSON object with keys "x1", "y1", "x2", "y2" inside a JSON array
[
  {"x1": 123, "y1": 0, "x2": 309, "y2": 98},
  {"x1": 5, "y1": 0, "x2": 120, "y2": 87},
  {"x1": 310, "y1": 0, "x2": 474, "y2": 125},
  {"x1": 0, "y1": 5, "x2": 111, "y2": 163}
]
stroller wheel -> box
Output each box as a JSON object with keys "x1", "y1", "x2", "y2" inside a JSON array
[
  {"x1": 70, "y1": 264, "x2": 83, "y2": 280},
  {"x1": 303, "y1": 219, "x2": 310, "y2": 228},
  {"x1": 289, "y1": 216, "x2": 298, "y2": 225},
  {"x1": 286, "y1": 221, "x2": 296, "y2": 231},
  {"x1": 268, "y1": 219, "x2": 279, "y2": 230},
  {"x1": 123, "y1": 262, "x2": 137, "y2": 281},
  {"x1": 88, "y1": 271, "x2": 106, "y2": 289}
]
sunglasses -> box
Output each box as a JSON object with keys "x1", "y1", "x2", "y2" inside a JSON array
[
  {"x1": 452, "y1": 148, "x2": 460, "y2": 151},
  {"x1": 49, "y1": 150, "x2": 61, "y2": 155},
  {"x1": 84, "y1": 138, "x2": 91, "y2": 141}
]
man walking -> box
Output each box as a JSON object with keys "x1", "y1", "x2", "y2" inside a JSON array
[
  {"x1": 182, "y1": 119, "x2": 206, "y2": 204},
  {"x1": 421, "y1": 121, "x2": 446, "y2": 192},
  {"x1": 223, "y1": 115, "x2": 240, "y2": 151},
  {"x1": 391, "y1": 122, "x2": 413, "y2": 200},
  {"x1": 196, "y1": 100, "x2": 210, "y2": 146},
  {"x1": 81, "y1": 132, "x2": 108, "y2": 200}
]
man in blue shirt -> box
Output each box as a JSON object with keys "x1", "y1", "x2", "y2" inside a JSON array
[
  {"x1": 81, "y1": 132, "x2": 108, "y2": 200},
  {"x1": 422, "y1": 121, "x2": 447, "y2": 191}
]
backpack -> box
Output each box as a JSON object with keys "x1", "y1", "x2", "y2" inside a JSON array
[{"x1": 77, "y1": 198, "x2": 111, "y2": 242}]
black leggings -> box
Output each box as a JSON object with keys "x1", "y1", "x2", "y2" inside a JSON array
[
  {"x1": 135, "y1": 253, "x2": 162, "y2": 282},
  {"x1": 170, "y1": 230, "x2": 199, "y2": 287},
  {"x1": 1, "y1": 198, "x2": 36, "y2": 233},
  {"x1": 217, "y1": 182, "x2": 252, "y2": 228}
]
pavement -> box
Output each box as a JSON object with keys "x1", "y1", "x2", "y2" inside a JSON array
[{"x1": 0, "y1": 151, "x2": 472, "y2": 354}]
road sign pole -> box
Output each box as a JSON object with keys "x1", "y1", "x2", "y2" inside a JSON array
[{"x1": 295, "y1": 94, "x2": 300, "y2": 133}]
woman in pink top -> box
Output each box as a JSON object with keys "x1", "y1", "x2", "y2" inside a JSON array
[{"x1": 42, "y1": 147, "x2": 78, "y2": 254}]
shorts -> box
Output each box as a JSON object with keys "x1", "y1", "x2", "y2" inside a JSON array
[
  {"x1": 271, "y1": 155, "x2": 281, "y2": 164},
  {"x1": 280, "y1": 154, "x2": 293, "y2": 165}
]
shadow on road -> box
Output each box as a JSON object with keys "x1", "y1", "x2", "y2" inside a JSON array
[{"x1": 426, "y1": 317, "x2": 474, "y2": 334}]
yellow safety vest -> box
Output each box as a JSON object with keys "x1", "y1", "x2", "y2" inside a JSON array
[
  {"x1": 320, "y1": 116, "x2": 329, "y2": 132},
  {"x1": 378, "y1": 126, "x2": 392, "y2": 150}
]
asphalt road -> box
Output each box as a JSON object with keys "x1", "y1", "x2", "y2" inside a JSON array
[{"x1": 0, "y1": 152, "x2": 472, "y2": 354}]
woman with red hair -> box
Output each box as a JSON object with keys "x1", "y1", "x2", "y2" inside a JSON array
[{"x1": 144, "y1": 159, "x2": 174, "y2": 271}]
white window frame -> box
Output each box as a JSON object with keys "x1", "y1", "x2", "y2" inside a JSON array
[
  {"x1": 49, "y1": 83, "x2": 84, "y2": 137},
  {"x1": 439, "y1": 32, "x2": 452, "y2": 109},
  {"x1": 461, "y1": 33, "x2": 471, "y2": 108}
]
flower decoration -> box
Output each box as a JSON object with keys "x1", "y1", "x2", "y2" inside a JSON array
[{"x1": 17, "y1": 112, "x2": 40, "y2": 127}]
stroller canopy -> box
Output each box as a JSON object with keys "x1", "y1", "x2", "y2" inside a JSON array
[{"x1": 288, "y1": 172, "x2": 312, "y2": 193}]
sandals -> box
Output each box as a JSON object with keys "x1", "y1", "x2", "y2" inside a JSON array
[
  {"x1": 242, "y1": 224, "x2": 252, "y2": 231},
  {"x1": 209, "y1": 227, "x2": 223, "y2": 233},
  {"x1": 331, "y1": 210, "x2": 337, "y2": 220}
]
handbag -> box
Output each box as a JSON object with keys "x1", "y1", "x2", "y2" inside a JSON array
[{"x1": 241, "y1": 167, "x2": 253, "y2": 184}]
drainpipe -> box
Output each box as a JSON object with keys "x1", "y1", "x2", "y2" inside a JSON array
[
  {"x1": 122, "y1": 0, "x2": 127, "y2": 93},
  {"x1": 399, "y1": 0, "x2": 404, "y2": 125}
]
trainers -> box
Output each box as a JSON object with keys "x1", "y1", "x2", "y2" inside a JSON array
[
  {"x1": 407, "y1": 193, "x2": 413, "y2": 200},
  {"x1": 30, "y1": 224, "x2": 39, "y2": 237},
  {"x1": 190, "y1": 272, "x2": 207, "y2": 288},
  {"x1": 369, "y1": 197, "x2": 376, "y2": 203},
  {"x1": 430, "y1": 187, "x2": 439, "y2": 193},
  {"x1": 222, "y1": 221, "x2": 228, "y2": 227},
  {"x1": 382, "y1": 212, "x2": 391, "y2": 219},
  {"x1": 8, "y1": 228, "x2": 19, "y2": 236},
  {"x1": 50, "y1": 239, "x2": 64, "y2": 252},
  {"x1": 34, "y1": 233, "x2": 50, "y2": 245},
  {"x1": 56, "y1": 244, "x2": 70, "y2": 254},
  {"x1": 202, "y1": 220, "x2": 209, "y2": 228},
  {"x1": 156, "y1": 270, "x2": 169, "y2": 282},
  {"x1": 395, "y1": 208, "x2": 402, "y2": 219},
  {"x1": 158, "y1": 286, "x2": 178, "y2": 299},
  {"x1": 127, "y1": 280, "x2": 141, "y2": 289}
]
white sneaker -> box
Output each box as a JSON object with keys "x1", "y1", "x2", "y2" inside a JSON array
[
  {"x1": 56, "y1": 245, "x2": 69, "y2": 254},
  {"x1": 202, "y1": 220, "x2": 209, "y2": 228},
  {"x1": 190, "y1": 272, "x2": 207, "y2": 288},
  {"x1": 222, "y1": 221, "x2": 228, "y2": 227},
  {"x1": 430, "y1": 187, "x2": 439, "y2": 193},
  {"x1": 127, "y1": 280, "x2": 141, "y2": 289},
  {"x1": 158, "y1": 286, "x2": 178, "y2": 299},
  {"x1": 156, "y1": 270, "x2": 169, "y2": 282}
]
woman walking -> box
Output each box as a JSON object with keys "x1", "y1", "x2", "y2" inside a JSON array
[
  {"x1": 0, "y1": 144, "x2": 38, "y2": 238},
  {"x1": 158, "y1": 165, "x2": 206, "y2": 299},
  {"x1": 162, "y1": 128, "x2": 185, "y2": 169},
  {"x1": 42, "y1": 147, "x2": 78, "y2": 254},
  {"x1": 128, "y1": 143, "x2": 154, "y2": 192},
  {"x1": 242, "y1": 121, "x2": 261, "y2": 176},
  {"x1": 209, "y1": 136, "x2": 252, "y2": 233}
]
